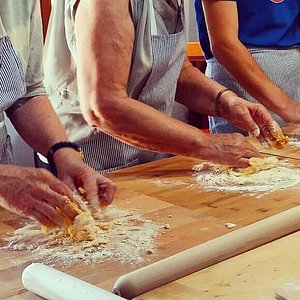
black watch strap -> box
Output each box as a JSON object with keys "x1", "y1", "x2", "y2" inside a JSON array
[{"x1": 47, "y1": 141, "x2": 83, "y2": 176}]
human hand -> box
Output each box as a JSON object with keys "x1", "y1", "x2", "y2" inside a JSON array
[
  {"x1": 258, "y1": 121, "x2": 289, "y2": 149},
  {"x1": 54, "y1": 150, "x2": 116, "y2": 210},
  {"x1": 0, "y1": 165, "x2": 78, "y2": 227},
  {"x1": 202, "y1": 133, "x2": 262, "y2": 167},
  {"x1": 218, "y1": 92, "x2": 288, "y2": 146}
]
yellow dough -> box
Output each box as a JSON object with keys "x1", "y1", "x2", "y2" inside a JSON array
[
  {"x1": 41, "y1": 193, "x2": 110, "y2": 243},
  {"x1": 193, "y1": 156, "x2": 281, "y2": 177},
  {"x1": 238, "y1": 156, "x2": 279, "y2": 176},
  {"x1": 271, "y1": 129, "x2": 289, "y2": 149}
]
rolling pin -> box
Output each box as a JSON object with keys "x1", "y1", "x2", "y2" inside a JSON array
[
  {"x1": 22, "y1": 263, "x2": 124, "y2": 300},
  {"x1": 113, "y1": 205, "x2": 300, "y2": 299}
]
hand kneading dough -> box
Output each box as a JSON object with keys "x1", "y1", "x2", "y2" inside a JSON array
[
  {"x1": 193, "y1": 156, "x2": 280, "y2": 176},
  {"x1": 42, "y1": 193, "x2": 110, "y2": 243}
]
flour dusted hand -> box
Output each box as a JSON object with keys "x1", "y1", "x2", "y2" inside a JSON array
[
  {"x1": 218, "y1": 93, "x2": 276, "y2": 137},
  {"x1": 203, "y1": 133, "x2": 262, "y2": 167},
  {"x1": 0, "y1": 165, "x2": 78, "y2": 227},
  {"x1": 56, "y1": 161, "x2": 116, "y2": 209}
]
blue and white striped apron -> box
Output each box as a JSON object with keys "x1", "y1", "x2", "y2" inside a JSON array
[
  {"x1": 80, "y1": 0, "x2": 186, "y2": 172},
  {"x1": 0, "y1": 18, "x2": 26, "y2": 164},
  {"x1": 206, "y1": 47, "x2": 300, "y2": 134}
]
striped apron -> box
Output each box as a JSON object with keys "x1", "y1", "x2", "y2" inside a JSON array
[
  {"x1": 0, "y1": 18, "x2": 26, "y2": 164},
  {"x1": 206, "y1": 47, "x2": 300, "y2": 134},
  {"x1": 80, "y1": 0, "x2": 186, "y2": 172}
]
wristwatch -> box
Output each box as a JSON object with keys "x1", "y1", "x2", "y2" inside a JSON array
[{"x1": 47, "y1": 141, "x2": 83, "y2": 176}]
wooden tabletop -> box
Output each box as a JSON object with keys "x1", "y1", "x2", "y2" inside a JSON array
[
  {"x1": 1, "y1": 132, "x2": 300, "y2": 299},
  {"x1": 138, "y1": 230, "x2": 300, "y2": 300}
]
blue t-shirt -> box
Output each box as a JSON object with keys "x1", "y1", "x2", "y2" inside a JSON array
[{"x1": 194, "y1": 0, "x2": 300, "y2": 59}]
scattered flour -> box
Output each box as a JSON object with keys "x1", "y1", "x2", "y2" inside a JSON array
[
  {"x1": 1, "y1": 206, "x2": 161, "y2": 265},
  {"x1": 193, "y1": 158, "x2": 300, "y2": 197},
  {"x1": 289, "y1": 137, "x2": 300, "y2": 148},
  {"x1": 147, "y1": 178, "x2": 192, "y2": 188}
]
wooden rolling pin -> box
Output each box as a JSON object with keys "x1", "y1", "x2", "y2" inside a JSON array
[
  {"x1": 22, "y1": 263, "x2": 124, "y2": 300},
  {"x1": 113, "y1": 205, "x2": 300, "y2": 299}
]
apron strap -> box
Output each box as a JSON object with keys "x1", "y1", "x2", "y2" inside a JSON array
[
  {"x1": 0, "y1": 17, "x2": 7, "y2": 38},
  {"x1": 148, "y1": 0, "x2": 158, "y2": 36}
]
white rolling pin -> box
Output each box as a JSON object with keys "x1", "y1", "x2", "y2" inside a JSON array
[
  {"x1": 113, "y1": 205, "x2": 300, "y2": 299},
  {"x1": 22, "y1": 263, "x2": 124, "y2": 300}
]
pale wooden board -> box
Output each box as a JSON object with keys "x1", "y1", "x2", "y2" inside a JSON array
[
  {"x1": 137, "y1": 230, "x2": 300, "y2": 300},
  {"x1": 282, "y1": 125, "x2": 300, "y2": 136},
  {"x1": 1, "y1": 151, "x2": 300, "y2": 299}
]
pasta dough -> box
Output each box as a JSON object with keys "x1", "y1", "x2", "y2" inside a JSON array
[
  {"x1": 271, "y1": 130, "x2": 289, "y2": 149},
  {"x1": 238, "y1": 156, "x2": 279, "y2": 176},
  {"x1": 192, "y1": 156, "x2": 280, "y2": 176},
  {"x1": 42, "y1": 193, "x2": 109, "y2": 243}
]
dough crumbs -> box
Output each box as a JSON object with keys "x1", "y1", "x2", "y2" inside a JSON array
[
  {"x1": 163, "y1": 224, "x2": 171, "y2": 230},
  {"x1": 1, "y1": 194, "x2": 162, "y2": 265},
  {"x1": 193, "y1": 157, "x2": 300, "y2": 197},
  {"x1": 225, "y1": 223, "x2": 237, "y2": 229},
  {"x1": 271, "y1": 130, "x2": 289, "y2": 149}
]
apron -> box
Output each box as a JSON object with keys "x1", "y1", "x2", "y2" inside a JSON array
[
  {"x1": 0, "y1": 18, "x2": 26, "y2": 164},
  {"x1": 80, "y1": 0, "x2": 186, "y2": 172},
  {"x1": 207, "y1": 47, "x2": 300, "y2": 134}
]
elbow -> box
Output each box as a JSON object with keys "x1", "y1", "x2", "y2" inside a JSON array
[
  {"x1": 210, "y1": 39, "x2": 237, "y2": 64},
  {"x1": 79, "y1": 88, "x2": 125, "y2": 132}
]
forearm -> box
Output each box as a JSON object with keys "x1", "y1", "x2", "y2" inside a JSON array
[
  {"x1": 212, "y1": 42, "x2": 293, "y2": 114},
  {"x1": 8, "y1": 96, "x2": 69, "y2": 156},
  {"x1": 82, "y1": 87, "x2": 212, "y2": 159},
  {"x1": 175, "y1": 58, "x2": 227, "y2": 115}
]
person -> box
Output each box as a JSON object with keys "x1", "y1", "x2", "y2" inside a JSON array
[
  {"x1": 195, "y1": 0, "x2": 300, "y2": 134},
  {"x1": 44, "y1": 0, "x2": 282, "y2": 174},
  {"x1": 0, "y1": 0, "x2": 116, "y2": 228}
]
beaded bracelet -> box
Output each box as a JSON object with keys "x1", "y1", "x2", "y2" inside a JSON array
[{"x1": 215, "y1": 88, "x2": 231, "y2": 117}]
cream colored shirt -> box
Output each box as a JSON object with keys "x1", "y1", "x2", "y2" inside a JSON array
[{"x1": 0, "y1": 0, "x2": 45, "y2": 103}]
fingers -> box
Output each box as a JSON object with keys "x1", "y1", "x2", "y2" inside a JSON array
[
  {"x1": 24, "y1": 208, "x2": 54, "y2": 227},
  {"x1": 249, "y1": 104, "x2": 283, "y2": 145},
  {"x1": 23, "y1": 199, "x2": 67, "y2": 228},
  {"x1": 81, "y1": 175, "x2": 116, "y2": 210},
  {"x1": 234, "y1": 147, "x2": 262, "y2": 168},
  {"x1": 38, "y1": 169, "x2": 74, "y2": 200},
  {"x1": 256, "y1": 133, "x2": 271, "y2": 148},
  {"x1": 259, "y1": 121, "x2": 287, "y2": 148},
  {"x1": 239, "y1": 108, "x2": 261, "y2": 136},
  {"x1": 30, "y1": 182, "x2": 78, "y2": 220},
  {"x1": 62, "y1": 176, "x2": 77, "y2": 192},
  {"x1": 97, "y1": 179, "x2": 116, "y2": 206},
  {"x1": 235, "y1": 157, "x2": 251, "y2": 168}
]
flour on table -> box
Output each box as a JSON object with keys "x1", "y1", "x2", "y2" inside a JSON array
[
  {"x1": 289, "y1": 137, "x2": 300, "y2": 148},
  {"x1": 193, "y1": 157, "x2": 300, "y2": 196},
  {"x1": 2, "y1": 205, "x2": 161, "y2": 265}
]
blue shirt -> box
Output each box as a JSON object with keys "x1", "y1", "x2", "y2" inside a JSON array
[{"x1": 194, "y1": 0, "x2": 300, "y2": 59}]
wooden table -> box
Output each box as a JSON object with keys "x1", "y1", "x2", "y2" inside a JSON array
[
  {"x1": 138, "y1": 230, "x2": 300, "y2": 300},
  {"x1": 1, "y1": 133, "x2": 300, "y2": 299}
]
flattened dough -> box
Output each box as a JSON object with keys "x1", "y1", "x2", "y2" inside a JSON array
[{"x1": 193, "y1": 156, "x2": 281, "y2": 176}]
